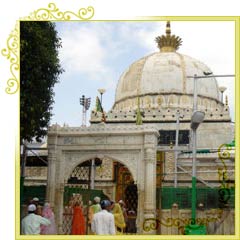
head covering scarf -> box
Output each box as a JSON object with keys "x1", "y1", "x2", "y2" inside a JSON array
[
  {"x1": 112, "y1": 203, "x2": 126, "y2": 232},
  {"x1": 40, "y1": 203, "x2": 57, "y2": 234}
]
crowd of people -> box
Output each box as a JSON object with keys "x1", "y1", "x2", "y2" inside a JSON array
[
  {"x1": 89, "y1": 197, "x2": 129, "y2": 235},
  {"x1": 21, "y1": 197, "x2": 57, "y2": 235},
  {"x1": 21, "y1": 196, "x2": 136, "y2": 235}
]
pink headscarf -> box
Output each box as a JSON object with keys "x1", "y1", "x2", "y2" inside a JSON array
[
  {"x1": 42, "y1": 203, "x2": 53, "y2": 218},
  {"x1": 41, "y1": 203, "x2": 57, "y2": 234}
]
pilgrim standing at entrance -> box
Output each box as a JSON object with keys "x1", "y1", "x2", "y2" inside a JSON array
[
  {"x1": 88, "y1": 196, "x2": 101, "y2": 224},
  {"x1": 91, "y1": 200, "x2": 115, "y2": 235},
  {"x1": 21, "y1": 204, "x2": 50, "y2": 234},
  {"x1": 118, "y1": 200, "x2": 128, "y2": 232},
  {"x1": 40, "y1": 203, "x2": 57, "y2": 234},
  {"x1": 88, "y1": 196, "x2": 102, "y2": 234},
  {"x1": 31, "y1": 197, "x2": 42, "y2": 215},
  {"x1": 110, "y1": 201, "x2": 126, "y2": 234},
  {"x1": 71, "y1": 201, "x2": 85, "y2": 235}
]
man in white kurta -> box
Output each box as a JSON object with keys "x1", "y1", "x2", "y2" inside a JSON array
[
  {"x1": 91, "y1": 200, "x2": 115, "y2": 235},
  {"x1": 21, "y1": 204, "x2": 51, "y2": 234}
]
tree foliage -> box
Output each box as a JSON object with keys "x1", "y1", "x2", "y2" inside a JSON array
[{"x1": 20, "y1": 21, "x2": 63, "y2": 143}]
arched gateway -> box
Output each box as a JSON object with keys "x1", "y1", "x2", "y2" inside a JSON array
[{"x1": 47, "y1": 123, "x2": 159, "y2": 234}]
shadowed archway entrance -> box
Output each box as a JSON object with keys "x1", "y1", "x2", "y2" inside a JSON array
[{"x1": 114, "y1": 162, "x2": 138, "y2": 233}]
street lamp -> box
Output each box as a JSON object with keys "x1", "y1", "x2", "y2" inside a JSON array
[
  {"x1": 98, "y1": 88, "x2": 106, "y2": 105},
  {"x1": 185, "y1": 110, "x2": 205, "y2": 235},
  {"x1": 219, "y1": 86, "x2": 227, "y2": 103},
  {"x1": 97, "y1": 89, "x2": 106, "y2": 123},
  {"x1": 191, "y1": 111, "x2": 205, "y2": 130},
  {"x1": 190, "y1": 111, "x2": 205, "y2": 217},
  {"x1": 185, "y1": 73, "x2": 234, "y2": 235}
]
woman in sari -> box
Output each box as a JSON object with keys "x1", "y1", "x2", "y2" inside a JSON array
[
  {"x1": 110, "y1": 201, "x2": 126, "y2": 234},
  {"x1": 71, "y1": 202, "x2": 85, "y2": 235},
  {"x1": 40, "y1": 203, "x2": 57, "y2": 234}
]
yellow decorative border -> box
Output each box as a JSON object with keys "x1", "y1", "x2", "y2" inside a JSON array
[
  {"x1": 1, "y1": 6, "x2": 237, "y2": 239},
  {"x1": 21, "y1": 3, "x2": 94, "y2": 21},
  {"x1": 143, "y1": 209, "x2": 224, "y2": 234},
  {"x1": 218, "y1": 143, "x2": 232, "y2": 189},
  {"x1": 1, "y1": 3, "x2": 94, "y2": 95},
  {"x1": 1, "y1": 23, "x2": 19, "y2": 94}
]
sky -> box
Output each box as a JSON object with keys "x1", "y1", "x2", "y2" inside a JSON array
[{"x1": 51, "y1": 21, "x2": 235, "y2": 127}]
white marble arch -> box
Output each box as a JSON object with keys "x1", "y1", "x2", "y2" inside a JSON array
[
  {"x1": 47, "y1": 124, "x2": 159, "y2": 234},
  {"x1": 63, "y1": 152, "x2": 137, "y2": 183},
  {"x1": 167, "y1": 94, "x2": 178, "y2": 107},
  {"x1": 179, "y1": 95, "x2": 190, "y2": 106},
  {"x1": 156, "y1": 95, "x2": 165, "y2": 107}
]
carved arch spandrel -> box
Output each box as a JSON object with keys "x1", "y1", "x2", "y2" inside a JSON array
[{"x1": 63, "y1": 151, "x2": 140, "y2": 183}]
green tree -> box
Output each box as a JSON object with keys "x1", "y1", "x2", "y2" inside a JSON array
[{"x1": 20, "y1": 21, "x2": 63, "y2": 143}]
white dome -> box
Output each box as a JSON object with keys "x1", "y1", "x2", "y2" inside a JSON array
[
  {"x1": 91, "y1": 22, "x2": 230, "y2": 124},
  {"x1": 113, "y1": 52, "x2": 220, "y2": 110}
]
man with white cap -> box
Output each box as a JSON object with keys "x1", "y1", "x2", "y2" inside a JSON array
[
  {"x1": 91, "y1": 200, "x2": 115, "y2": 235},
  {"x1": 88, "y1": 196, "x2": 101, "y2": 222},
  {"x1": 31, "y1": 197, "x2": 42, "y2": 215},
  {"x1": 93, "y1": 196, "x2": 101, "y2": 212},
  {"x1": 88, "y1": 196, "x2": 102, "y2": 233},
  {"x1": 21, "y1": 204, "x2": 51, "y2": 235}
]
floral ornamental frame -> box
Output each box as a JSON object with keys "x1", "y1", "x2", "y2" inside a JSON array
[
  {"x1": 2, "y1": 3, "x2": 94, "y2": 95},
  {"x1": 2, "y1": 2, "x2": 239, "y2": 240}
]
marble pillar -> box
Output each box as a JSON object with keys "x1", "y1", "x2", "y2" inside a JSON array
[
  {"x1": 46, "y1": 150, "x2": 56, "y2": 207},
  {"x1": 143, "y1": 147, "x2": 157, "y2": 234},
  {"x1": 55, "y1": 182, "x2": 64, "y2": 234}
]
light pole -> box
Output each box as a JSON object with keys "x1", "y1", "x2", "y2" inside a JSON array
[
  {"x1": 191, "y1": 111, "x2": 205, "y2": 219},
  {"x1": 185, "y1": 73, "x2": 234, "y2": 235},
  {"x1": 98, "y1": 89, "x2": 106, "y2": 122},
  {"x1": 188, "y1": 74, "x2": 234, "y2": 112},
  {"x1": 185, "y1": 111, "x2": 205, "y2": 235},
  {"x1": 98, "y1": 88, "x2": 106, "y2": 105},
  {"x1": 219, "y1": 86, "x2": 227, "y2": 103},
  {"x1": 174, "y1": 113, "x2": 184, "y2": 188},
  {"x1": 80, "y1": 95, "x2": 91, "y2": 126}
]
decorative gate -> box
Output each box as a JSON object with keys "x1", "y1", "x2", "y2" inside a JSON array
[
  {"x1": 62, "y1": 159, "x2": 105, "y2": 234},
  {"x1": 115, "y1": 163, "x2": 138, "y2": 233},
  {"x1": 62, "y1": 186, "x2": 106, "y2": 234}
]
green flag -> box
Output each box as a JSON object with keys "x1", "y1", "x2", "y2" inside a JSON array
[
  {"x1": 95, "y1": 96, "x2": 106, "y2": 122},
  {"x1": 95, "y1": 96, "x2": 103, "y2": 112}
]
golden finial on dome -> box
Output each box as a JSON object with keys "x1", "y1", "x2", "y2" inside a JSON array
[
  {"x1": 166, "y1": 21, "x2": 171, "y2": 36},
  {"x1": 155, "y1": 21, "x2": 182, "y2": 52}
]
